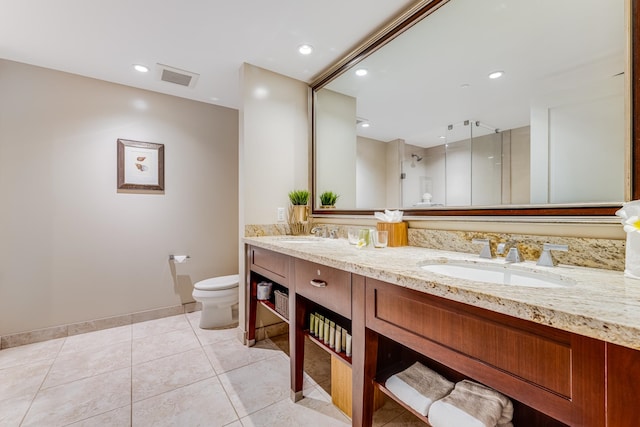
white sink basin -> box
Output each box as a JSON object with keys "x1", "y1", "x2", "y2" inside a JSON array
[{"x1": 420, "y1": 262, "x2": 574, "y2": 288}]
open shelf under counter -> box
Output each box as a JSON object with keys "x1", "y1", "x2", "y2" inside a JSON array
[
  {"x1": 257, "y1": 299, "x2": 289, "y2": 324},
  {"x1": 374, "y1": 380, "x2": 431, "y2": 425},
  {"x1": 372, "y1": 362, "x2": 432, "y2": 425},
  {"x1": 305, "y1": 330, "x2": 352, "y2": 366}
]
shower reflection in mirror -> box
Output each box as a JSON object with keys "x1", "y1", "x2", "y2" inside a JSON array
[{"x1": 402, "y1": 120, "x2": 528, "y2": 208}]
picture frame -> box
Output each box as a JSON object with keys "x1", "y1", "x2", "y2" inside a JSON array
[{"x1": 117, "y1": 139, "x2": 165, "y2": 191}]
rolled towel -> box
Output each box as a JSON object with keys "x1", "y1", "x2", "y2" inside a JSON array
[
  {"x1": 385, "y1": 362, "x2": 454, "y2": 416},
  {"x1": 428, "y1": 380, "x2": 514, "y2": 427}
]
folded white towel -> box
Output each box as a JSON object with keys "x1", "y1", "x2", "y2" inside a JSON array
[
  {"x1": 385, "y1": 362, "x2": 454, "y2": 416},
  {"x1": 428, "y1": 380, "x2": 514, "y2": 427}
]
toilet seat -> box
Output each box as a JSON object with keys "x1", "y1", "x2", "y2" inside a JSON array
[{"x1": 194, "y1": 274, "x2": 239, "y2": 291}]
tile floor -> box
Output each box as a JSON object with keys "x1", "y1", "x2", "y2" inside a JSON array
[{"x1": 0, "y1": 312, "x2": 423, "y2": 426}]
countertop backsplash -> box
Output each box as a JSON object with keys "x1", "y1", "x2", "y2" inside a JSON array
[
  {"x1": 245, "y1": 223, "x2": 625, "y2": 271},
  {"x1": 408, "y1": 229, "x2": 624, "y2": 271}
]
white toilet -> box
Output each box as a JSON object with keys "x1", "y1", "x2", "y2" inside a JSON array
[{"x1": 192, "y1": 274, "x2": 239, "y2": 329}]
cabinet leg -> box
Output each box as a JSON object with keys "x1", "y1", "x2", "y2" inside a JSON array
[
  {"x1": 352, "y1": 274, "x2": 377, "y2": 427},
  {"x1": 291, "y1": 294, "x2": 306, "y2": 398},
  {"x1": 246, "y1": 276, "x2": 257, "y2": 346}
]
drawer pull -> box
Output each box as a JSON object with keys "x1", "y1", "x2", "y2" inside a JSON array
[{"x1": 310, "y1": 279, "x2": 327, "y2": 288}]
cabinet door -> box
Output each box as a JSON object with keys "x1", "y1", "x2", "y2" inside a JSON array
[
  {"x1": 365, "y1": 278, "x2": 605, "y2": 426},
  {"x1": 606, "y1": 342, "x2": 640, "y2": 426}
]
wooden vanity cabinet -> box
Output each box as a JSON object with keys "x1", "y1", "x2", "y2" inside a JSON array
[
  {"x1": 245, "y1": 246, "x2": 640, "y2": 426},
  {"x1": 360, "y1": 277, "x2": 606, "y2": 426}
]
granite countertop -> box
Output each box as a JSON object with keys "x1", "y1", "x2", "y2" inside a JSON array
[{"x1": 244, "y1": 235, "x2": 640, "y2": 351}]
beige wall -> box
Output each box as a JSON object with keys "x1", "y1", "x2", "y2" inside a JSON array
[
  {"x1": 315, "y1": 89, "x2": 356, "y2": 208},
  {"x1": 239, "y1": 63, "x2": 309, "y2": 334},
  {"x1": 357, "y1": 136, "x2": 387, "y2": 208},
  {"x1": 0, "y1": 59, "x2": 239, "y2": 336},
  {"x1": 240, "y1": 63, "x2": 309, "y2": 226}
]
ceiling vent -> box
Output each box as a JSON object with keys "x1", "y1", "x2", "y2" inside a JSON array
[{"x1": 156, "y1": 64, "x2": 199, "y2": 89}]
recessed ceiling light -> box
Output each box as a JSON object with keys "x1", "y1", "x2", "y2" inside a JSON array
[
  {"x1": 488, "y1": 71, "x2": 504, "y2": 79},
  {"x1": 133, "y1": 64, "x2": 149, "y2": 73},
  {"x1": 355, "y1": 68, "x2": 368, "y2": 77},
  {"x1": 298, "y1": 44, "x2": 313, "y2": 55}
]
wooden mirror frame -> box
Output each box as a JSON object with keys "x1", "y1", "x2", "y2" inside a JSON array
[{"x1": 310, "y1": 0, "x2": 638, "y2": 217}]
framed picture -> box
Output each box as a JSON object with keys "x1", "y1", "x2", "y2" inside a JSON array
[{"x1": 117, "y1": 139, "x2": 165, "y2": 191}]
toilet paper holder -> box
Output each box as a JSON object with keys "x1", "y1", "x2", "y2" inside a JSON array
[{"x1": 169, "y1": 255, "x2": 191, "y2": 262}]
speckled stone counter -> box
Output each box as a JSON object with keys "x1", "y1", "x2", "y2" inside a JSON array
[{"x1": 244, "y1": 235, "x2": 640, "y2": 350}]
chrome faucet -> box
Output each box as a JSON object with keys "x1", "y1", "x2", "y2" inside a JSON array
[
  {"x1": 310, "y1": 226, "x2": 327, "y2": 238},
  {"x1": 471, "y1": 238, "x2": 493, "y2": 259},
  {"x1": 537, "y1": 243, "x2": 568, "y2": 267},
  {"x1": 497, "y1": 241, "x2": 523, "y2": 263}
]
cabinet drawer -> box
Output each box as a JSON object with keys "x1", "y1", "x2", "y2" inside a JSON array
[
  {"x1": 250, "y1": 246, "x2": 289, "y2": 286},
  {"x1": 366, "y1": 278, "x2": 571, "y2": 397},
  {"x1": 294, "y1": 259, "x2": 351, "y2": 319}
]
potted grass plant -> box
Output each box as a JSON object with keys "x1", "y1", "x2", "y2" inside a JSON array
[
  {"x1": 288, "y1": 190, "x2": 310, "y2": 222},
  {"x1": 319, "y1": 191, "x2": 339, "y2": 208}
]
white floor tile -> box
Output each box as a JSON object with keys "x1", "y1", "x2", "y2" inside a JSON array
[
  {"x1": 193, "y1": 325, "x2": 242, "y2": 346},
  {"x1": 203, "y1": 337, "x2": 281, "y2": 374},
  {"x1": 132, "y1": 347, "x2": 214, "y2": 402},
  {"x1": 132, "y1": 314, "x2": 191, "y2": 339},
  {"x1": 218, "y1": 353, "x2": 317, "y2": 419},
  {"x1": 60, "y1": 324, "x2": 131, "y2": 356},
  {"x1": 0, "y1": 313, "x2": 417, "y2": 426},
  {"x1": 239, "y1": 392, "x2": 351, "y2": 427},
  {"x1": 0, "y1": 338, "x2": 63, "y2": 370},
  {"x1": 132, "y1": 327, "x2": 200, "y2": 365},
  {"x1": 218, "y1": 355, "x2": 291, "y2": 418},
  {"x1": 66, "y1": 405, "x2": 131, "y2": 426},
  {"x1": 43, "y1": 341, "x2": 131, "y2": 389},
  {"x1": 0, "y1": 394, "x2": 33, "y2": 427},
  {"x1": 132, "y1": 377, "x2": 238, "y2": 427},
  {"x1": 0, "y1": 359, "x2": 52, "y2": 401},
  {"x1": 22, "y1": 367, "x2": 131, "y2": 427}
]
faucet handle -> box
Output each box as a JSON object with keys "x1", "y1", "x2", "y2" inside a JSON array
[
  {"x1": 505, "y1": 247, "x2": 523, "y2": 263},
  {"x1": 537, "y1": 243, "x2": 568, "y2": 267},
  {"x1": 472, "y1": 239, "x2": 493, "y2": 259},
  {"x1": 311, "y1": 226, "x2": 327, "y2": 238}
]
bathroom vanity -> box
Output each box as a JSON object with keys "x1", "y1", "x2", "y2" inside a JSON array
[{"x1": 244, "y1": 236, "x2": 640, "y2": 426}]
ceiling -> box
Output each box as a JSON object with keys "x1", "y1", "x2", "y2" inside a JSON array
[
  {"x1": 0, "y1": 0, "x2": 415, "y2": 109},
  {"x1": 324, "y1": 0, "x2": 625, "y2": 148}
]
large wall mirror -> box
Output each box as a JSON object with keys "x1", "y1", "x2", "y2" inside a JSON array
[{"x1": 312, "y1": 0, "x2": 637, "y2": 216}]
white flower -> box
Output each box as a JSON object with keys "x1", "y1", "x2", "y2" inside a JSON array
[
  {"x1": 616, "y1": 200, "x2": 640, "y2": 232},
  {"x1": 623, "y1": 216, "x2": 640, "y2": 234}
]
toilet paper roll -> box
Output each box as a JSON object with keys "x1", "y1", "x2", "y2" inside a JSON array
[
  {"x1": 256, "y1": 282, "x2": 272, "y2": 300},
  {"x1": 172, "y1": 255, "x2": 188, "y2": 263}
]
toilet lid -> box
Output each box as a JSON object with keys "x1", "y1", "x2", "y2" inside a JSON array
[{"x1": 194, "y1": 274, "x2": 239, "y2": 291}]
